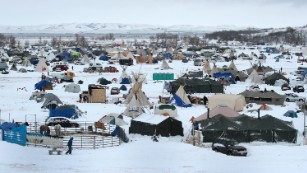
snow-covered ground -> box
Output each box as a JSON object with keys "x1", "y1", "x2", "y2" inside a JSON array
[{"x1": 1, "y1": 54, "x2": 307, "y2": 173}]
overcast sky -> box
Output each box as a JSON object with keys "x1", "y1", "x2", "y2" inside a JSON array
[{"x1": 1, "y1": 0, "x2": 306, "y2": 28}]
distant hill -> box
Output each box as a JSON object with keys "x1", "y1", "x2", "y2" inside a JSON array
[{"x1": 0, "y1": 23, "x2": 247, "y2": 34}]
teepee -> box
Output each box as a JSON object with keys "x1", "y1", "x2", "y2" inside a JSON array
[
  {"x1": 169, "y1": 85, "x2": 192, "y2": 107},
  {"x1": 35, "y1": 58, "x2": 49, "y2": 72},
  {"x1": 246, "y1": 69, "x2": 263, "y2": 84},
  {"x1": 123, "y1": 72, "x2": 152, "y2": 118},
  {"x1": 22, "y1": 57, "x2": 31, "y2": 67},
  {"x1": 228, "y1": 60, "x2": 238, "y2": 71},
  {"x1": 119, "y1": 65, "x2": 131, "y2": 84},
  {"x1": 203, "y1": 60, "x2": 211, "y2": 74},
  {"x1": 161, "y1": 59, "x2": 172, "y2": 70},
  {"x1": 81, "y1": 54, "x2": 91, "y2": 64}
]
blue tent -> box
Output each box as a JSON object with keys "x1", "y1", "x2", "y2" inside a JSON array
[
  {"x1": 120, "y1": 85, "x2": 127, "y2": 91},
  {"x1": 99, "y1": 55, "x2": 110, "y2": 61},
  {"x1": 283, "y1": 110, "x2": 298, "y2": 118},
  {"x1": 120, "y1": 77, "x2": 131, "y2": 84},
  {"x1": 163, "y1": 53, "x2": 173, "y2": 59}
]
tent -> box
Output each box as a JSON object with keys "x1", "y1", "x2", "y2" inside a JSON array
[
  {"x1": 195, "y1": 105, "x2": 239, "y2": 121},
  {"x1": 264, "y1": 73, "x2": 289, "y2": 85},
  {"x1": 99, "y1": 55, "x2": 110, "y2": 61},
  {"x1": 49, "y1": 105, "x2": 80, "y2": 119},
  {"x1": 97, "y1": 77, "x2": 111, "y2": 85},
  {"x1": 65, "y1": 83, "x2": 81, "y2": 93},
  {"x1": 228, "y1": 60, "x2": 238, "y2": 71},
  {"x1": 41, "y1": 93, "x2": 63, "y2": 109},
  {"x1": 19, "y1": 68, "x2": 27, "y2": 73},
  {"x1": 240, "y1": 90, "x2": 285, "y2": 105},
  {"x1": 81, "y1": 54, "x2": 91, "y2": 64},
  {"x1": 35, "y1": 58, "x2": 49, "y2": 72},
  {"x1": 119, "y1": 65, "x2": 131, "y2": 84},
  {"x1": 154, "y1": 104, "x2": 177, "y2": 117},
  {"x1": 208, "y1": 94, "x2": 246, "y2": 112},
  {"x1": 123, "y1": 72, "x2": 152, "y2": 118},
  {"x1": 199, "y1": 114, "x2": 297, "y2": 143},
  {"x1": 98, "y1": 113, "x2": 127, "y2": 126},
  {"x1": 34, "y1": 80, "x2": 53, "y2": 90},
  {"x1": 169, "y1": 78, "x2": 223, "y2": 94},
  {"x1": 283, "y1": 110, "x2": 298, "y2": 118},
  {"x1": 119, "y1": 85, "x2": 127, "y2": 91},
  {"x1": 160, "y1": 59, "x2": 172, "y2": 70},
  {"x1": 246, "y1": 69, "x2": 263, "y2": 84},
  {"x1": 129, "y1": 114, "x2": 183, "y2": 137},
  {"x1": 169, "y1": 85, "x2": 192, "y2": 107},
  {"x1": 10, "y1": 63, "x2": 17, "y2": 71},
  {"x1": 0, "y1": 62, "x2": 8, "y2": 71}
]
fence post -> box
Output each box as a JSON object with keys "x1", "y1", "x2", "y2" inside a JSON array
[
  {"x1": 80, "y1": 136, "x2": 82, "y2": 149},
  {"x1": 102, "y1": 137, "x2": 104, "y2": 148},
  {"x1": 93, "y1": 136, "x2": 96, "y2": 149}
]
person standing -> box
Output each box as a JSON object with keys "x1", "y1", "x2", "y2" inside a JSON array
[{"x1": 66, "y1": 137, "x2": 74, "y2": 155}]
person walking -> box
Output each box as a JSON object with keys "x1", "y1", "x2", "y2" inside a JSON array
[{"x1": 66, "y1": 137, "x2": 74, "y2": 155}]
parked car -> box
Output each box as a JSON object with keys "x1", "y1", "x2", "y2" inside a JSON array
[
  {"x1": 52, "y1": 65, "x2": 69, "y2": 72},
  {"x1": 285, "y1": 93, "x2": 305, "y2": 102},
  {"x1": 110, "y1": 87, "x2": 120, "y2": 95},
  {"x1": 212, "y1": 138, "x2": 247, "y2": 156},
  {"x1": 45, "y1": 117, "x2": 80, "y2": 128},
  {"x1": 293, "y1": 85, "x2": 305, "y2": 93},
  {"x1": 74, "y1": 61, "x2": 85, "y2": 65},
  {"x1": 249, "y1": 85, "x2": 260, "y2": 91},
  {"x1": 281, "y1": 85, "x2": 291, "y2": 91}
]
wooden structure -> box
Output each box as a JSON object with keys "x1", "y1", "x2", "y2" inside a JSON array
[{"x1": 80, "y1": 84, "x2": 107, "y2": 103}]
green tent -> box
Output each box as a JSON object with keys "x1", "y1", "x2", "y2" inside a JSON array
[
  {"x1": 200, "y1": 114, "x2": 297, "y2": 143},
  {"x1": 170, "y1": 78, "x2": 223, "y2": 94}
]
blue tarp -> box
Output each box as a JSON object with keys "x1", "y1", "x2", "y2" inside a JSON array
[
  {"x1": 112, "y1": 126, "x2": 129, "y2": 143},
  {"x1": 34, "y1": 80, "x2": 50, "y2": 90},
  {"x1": 1, "y1": 123, "x2": 26, "y2": 146},
  {"x1": 0, "y1": 122, "x2": 19, "y2": 130},
  {"x1": 213, "y1": 72, "x2": 233, "y2": 79},
  {"x1": 283, "y1": 110, "x2": 298, "y2": 118},
  {"x1": 49, "y1": 108, "x2": 78, "y2": 119},
  {"x1": 169, "y1": 94, "x2": 192, "y2": 107},
  {"x1": 63, "y1": 57, "x2": 73, "y2": 62}
]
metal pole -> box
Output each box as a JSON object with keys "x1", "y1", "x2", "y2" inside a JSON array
[{"x1": 0, "y1": 109, "x2": 1, "y2": 124}]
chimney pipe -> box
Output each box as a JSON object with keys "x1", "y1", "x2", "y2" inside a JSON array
[
  {"x1": 258, "y1": 108, "x2": 260, "y2": 120},
  {"x1": 207, "y1": 108, "x2": 210, "y2": 119}
]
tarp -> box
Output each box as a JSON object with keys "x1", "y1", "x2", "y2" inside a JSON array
[
  {"x1": 35, "y1": 80, "x2": 52, "y2": 90},
  {"x1": 49, "y1": 105, "x2": 78, "y2": 119},
  {"x1": 170, "y1": 78, "x2": 223, "y2": 94}
]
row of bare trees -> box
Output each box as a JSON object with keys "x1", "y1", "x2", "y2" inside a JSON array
[{"x1": 204, "y1": 27, "x2": 306, "y2": 45}]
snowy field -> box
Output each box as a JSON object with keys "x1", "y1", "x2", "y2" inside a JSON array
[{"x1": 1, "y1": 53, "x2": 307, "y2": 173}]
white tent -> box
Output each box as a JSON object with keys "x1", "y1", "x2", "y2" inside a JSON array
[
  {"x1": 161, "y1": 59, "x2": 172, "y2": 70},
  {"x1": 246, "y1": 69, "x2": 263, "y2": 84},
  {"x1": 208, "y1": 94, "x2": 246, "y2": 112},
  {"x1": 35, "y1": 58, "x2": 50, "y2": 72},
  {"x1": 65, "y1": 83, "x2": 81, "y2": 93},
  {"x1": 228, "y1": 60, "x2": 238, "y2": 71}
]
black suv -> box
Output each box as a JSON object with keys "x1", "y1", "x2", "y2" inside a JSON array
[
  {"x1": 293, "y1": 85, "x2": 305, "y2": 93},
  {"x1": 212, "y1": 138, "x2": 247, "y2": 156}
]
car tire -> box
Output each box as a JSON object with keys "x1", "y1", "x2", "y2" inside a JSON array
[
  {"x1": 299, "y1": 99, "x2": 304, "y2": 102},
  {"x1": 286, "y1": 98, "x2": 290, "y2": 102},
  {"x1": 227, "y1": 151, "x2": 232, "y2": 155}
]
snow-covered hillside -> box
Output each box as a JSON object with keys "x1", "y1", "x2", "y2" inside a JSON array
[{"x1": 0, "y1": 23, "x2": 247, "y2": 34}]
